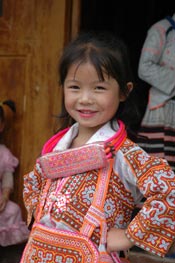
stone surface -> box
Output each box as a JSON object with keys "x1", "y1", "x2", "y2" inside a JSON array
[{"x1": 129, "y1": 251, "x2": 175, "y2": 263}]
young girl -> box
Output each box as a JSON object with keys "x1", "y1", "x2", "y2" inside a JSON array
[
  {"x1": 0, "y1": 100, "x2": 30, "y2": 246},
  {"x1": 20, "y1": 32, "x2": 175, "y2": 263}
]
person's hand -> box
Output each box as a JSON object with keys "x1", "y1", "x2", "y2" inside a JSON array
[
  {"x1": 107, "y1": 227, "x2": 133, "y2": 252},
  {"x1": 0, "y1": 187, "x2": 11, "y2": 212},
  {"x1": 0, "y1": 195, "x2": 8, "y2": 212}
]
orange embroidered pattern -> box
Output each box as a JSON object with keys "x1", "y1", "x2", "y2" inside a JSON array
[{"x1": 123, "y1": 139, "x2": 175, "y2": 257}]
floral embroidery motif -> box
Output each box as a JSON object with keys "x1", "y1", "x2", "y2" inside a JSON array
[
  {"x1": 49, "y1": 192, "x2": 71, "y2": 213},
  {"x1": 23, "y1": 136, "x2": 175, "y2": 258}
]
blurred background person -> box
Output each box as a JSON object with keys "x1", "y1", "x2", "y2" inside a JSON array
[
  {"x1": 137, "y1": 12, "x2": 175, "y2": 172},
  {"x1": 0, "y1": 100, "x2": 29, "y2": 247}
]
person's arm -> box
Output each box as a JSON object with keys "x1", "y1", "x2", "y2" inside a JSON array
[
  {"x1": 0, "y1": 171, "x2": 13, "y2": 211},
  {"x1": 23, "y1": 164, "x2": 45, "y2": 225},
  {"x1": 124, "y1": 149, "x2": 175, "y2": 257},
  {"x1": 110, "y1": 142, "x2": 175, "y2": 257},
  {"x1": 138, "y1": 23, "x2": 175, "y2": 96}
]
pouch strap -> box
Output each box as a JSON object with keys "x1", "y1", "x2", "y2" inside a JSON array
[{"x1": 80, "y1": 160, "x2": 113, "y2": 246}]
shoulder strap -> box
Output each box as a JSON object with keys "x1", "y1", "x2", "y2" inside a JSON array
[
  {"x1": 166, "y1": 16, "x2": 175, "y2": 29},
  {"x1": 80, "y1": 159, "x2": 113, "y2": 248},
  {"x1": 166, "y1": 16, "x2": 175, "y2": 36}
]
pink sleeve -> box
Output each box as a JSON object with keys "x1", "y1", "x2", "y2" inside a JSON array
[
  {"x1": 2, "y1": 171, "x2": 14, "y2": 189},
  {"x1": 0, "y1": 144, "x2": 19, "y2": 173}
]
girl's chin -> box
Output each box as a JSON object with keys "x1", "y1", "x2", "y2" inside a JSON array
[{"x1": 78, "y1": 122, "x2": 105, "y2": 130}]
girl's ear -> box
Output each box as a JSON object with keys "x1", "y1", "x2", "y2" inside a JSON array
[
  {"x1": 126, "y1": 82, "x2": 133, "y2": 92},
  {"x1": 120, "y1": 82, "x2": 133, "y2": 102}
]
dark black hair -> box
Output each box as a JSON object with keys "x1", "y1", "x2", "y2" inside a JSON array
[
  {"x1": 56, "y1": 31, "x2": 140, "y2": 135},
  {"x1": 0, "y1": 100, "x2": 16, "y2": 122}
]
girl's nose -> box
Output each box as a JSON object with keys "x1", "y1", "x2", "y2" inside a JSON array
[{"x1": 78, "y1": 90, "x2": 93, "y2": 104}]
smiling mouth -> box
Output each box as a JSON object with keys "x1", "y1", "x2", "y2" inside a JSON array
[
  {"x1": 78, "y1": 109, "x2": 97, "y2": 114},
  {"x1": 78, "y1": 109, "x2": 97, "y2": 117}
]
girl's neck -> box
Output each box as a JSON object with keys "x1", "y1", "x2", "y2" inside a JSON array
[
  {"x1": 70, "y1": 126, "x2": 98, "y2": 148},
  {"x1": 70, "y1": 134, "x2": 91, "y2": 148}
]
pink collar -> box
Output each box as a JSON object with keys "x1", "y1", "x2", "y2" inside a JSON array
[{"x1": 42, "y1": 120, "x2": 126, "y2": 156}]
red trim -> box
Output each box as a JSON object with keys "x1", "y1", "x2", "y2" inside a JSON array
[
  {"x1": 42, "y1": 120, "x2": 126, "y2": 155},
  {"x1": 42, "y1": 128, "x2": 69, "y2": 155}
]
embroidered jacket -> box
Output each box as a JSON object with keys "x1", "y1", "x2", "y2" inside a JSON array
[
  {"x1": 138, "y1": 13, "x2": 175, "y2": 109},
  {"x1": 23, "y1": 121, "x2": 175, "y2": 257}
]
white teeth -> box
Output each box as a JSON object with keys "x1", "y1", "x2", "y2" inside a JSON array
[{"x1": 80, "y1": 110, "x2": 92, "y2": 113}]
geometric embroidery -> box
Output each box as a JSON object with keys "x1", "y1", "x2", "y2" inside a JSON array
[
  {"x1": 21, "y1": 223, "x2": 99, "y2": 263},
  {"x1": 23, "y1": 131, "x2": 175, "y2": 258}
]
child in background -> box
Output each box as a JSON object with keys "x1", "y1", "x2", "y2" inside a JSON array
[
  {"x1": 0, "y1": 100, "x2": 29, "y2": 246},
  {"x1": 20, "y1": 32, "x2": 175, "y2": 263}
]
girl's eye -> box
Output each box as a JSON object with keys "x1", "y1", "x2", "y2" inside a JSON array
[
  {"x1": 69, "y1": 85, "x2": 80, "y2": 90},
  {"x1": 95, "y1": 86, "x2": 106, "y2": 90}
]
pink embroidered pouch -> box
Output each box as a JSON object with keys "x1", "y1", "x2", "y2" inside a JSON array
[{"x1": 37, "y1": 143, "x2": 108, "y2": 179}]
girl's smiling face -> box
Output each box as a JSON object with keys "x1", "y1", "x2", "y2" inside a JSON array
[{"x1": 64, "y1": 62, "x2": 125, "y2": 134}]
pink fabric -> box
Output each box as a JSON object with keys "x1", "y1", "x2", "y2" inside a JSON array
[
  {"x1": 38, "y1": 143, "x2": 107, "y2": 179},
  {"x1": 0, "y1": 144, "x2": 19, "y2": 173},
  {"x1": 0, "y1": 200, "x2": 30, "y2": 246},
  {"x1": 0, "y1": 144, "x2": 29, "y2": 246},
  {"x1": 42, "y1": 128, "x2": 69, "y2": 155}
]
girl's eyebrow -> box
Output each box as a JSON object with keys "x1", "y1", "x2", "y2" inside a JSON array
[
  {"x1": 65, "y1": 79, "x2": 80, "y2": 82},
  {"x1": 91, "y1": 80, "x2": 112, "y2": 85},
  {"x1": 65, "y1": 79, "x2": 110, "y2": 84}
]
